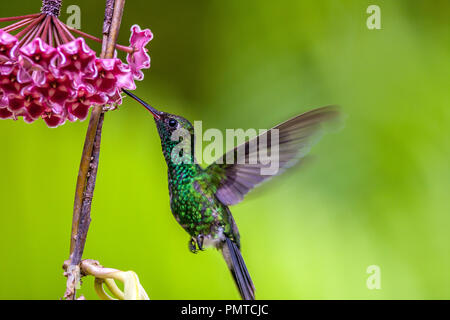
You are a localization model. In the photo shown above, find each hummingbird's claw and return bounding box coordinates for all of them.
[189,238,198,254]
[197,235,205,251]
[188,236,205,253]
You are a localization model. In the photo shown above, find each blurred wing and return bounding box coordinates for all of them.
[205,106,341,206]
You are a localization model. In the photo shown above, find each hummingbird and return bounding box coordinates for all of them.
[122,89,340,300]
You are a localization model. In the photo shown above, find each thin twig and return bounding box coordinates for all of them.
[71,113,104,265]
[53,16,71,43]
[52,17,61,46]
[103,0,114,36]
[104,0,125,58]
[66,25,133,53]
[54,17,76,41]
[64,0,126,300]
[0,13,40,23]
[19,19,43,47]
[1,18,35,33]
[14,14,44,38]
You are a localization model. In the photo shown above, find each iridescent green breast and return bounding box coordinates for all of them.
[155,117,237,242]
[168,167,233,240]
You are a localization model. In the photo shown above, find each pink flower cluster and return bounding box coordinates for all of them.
[0,25,152,127]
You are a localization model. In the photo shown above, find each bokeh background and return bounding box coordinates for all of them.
[0,0,449,299]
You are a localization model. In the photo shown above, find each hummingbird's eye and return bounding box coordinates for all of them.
[168,118,178,128]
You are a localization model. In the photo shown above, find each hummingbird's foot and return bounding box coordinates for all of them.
[196,235,205,251]
[188,235,205,253]
[189,238,198,254]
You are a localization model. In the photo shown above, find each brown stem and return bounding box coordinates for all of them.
[1,18,34,33]
[71,113,104,265]
[34,17,48,37]
[104,0,125,58]
[103,0,114,36]
[18,17,45,47]
[48,20,54,46]
[54,17,76,41]
[53,17,71,43]
[66,25,133,53]
[14,14,44,39]
[51,17,61,46]
[64,0,126,300]
[0,14,40,22]
[41,16,51,44]
[19,20,42,47]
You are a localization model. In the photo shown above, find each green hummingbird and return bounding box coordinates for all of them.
[123,89,340,300]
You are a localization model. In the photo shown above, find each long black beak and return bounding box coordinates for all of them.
[122,89,161,120]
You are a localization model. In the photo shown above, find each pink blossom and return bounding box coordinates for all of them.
[52,38,97,81]
[85,58,136,96]
[106,89,123,107]
[20,38,57,71]
[127,25,153,81]
[19,38,57,86]
[36,73,76,108]
[0,65,31,95]
[0,107,13,119]
[0,14,153,127]
[14,86,47,119]
[0,30,18,61]
[42,110,66,127]
[65,86,108,120]
[0,93,12,119]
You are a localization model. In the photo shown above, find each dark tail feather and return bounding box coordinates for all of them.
[221,237,255,300]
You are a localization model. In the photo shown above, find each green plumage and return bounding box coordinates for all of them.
[156,115,238,245]
[122,89,340,300]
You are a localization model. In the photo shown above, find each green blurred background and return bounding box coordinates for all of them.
[0,0,449,299]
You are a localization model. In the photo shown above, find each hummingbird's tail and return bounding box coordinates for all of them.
[221,237,255,300]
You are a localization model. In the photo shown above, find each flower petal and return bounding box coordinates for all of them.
[20,38,57,71]
[0,106,13,119]
[0,30,19,61]
[52,38,97,81]
[0,24,152,127]
[126,25,152,81]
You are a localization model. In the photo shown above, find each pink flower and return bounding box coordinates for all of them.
[36,73,76,108]
[0,30,18,61]
[106,89,123,107]
[85,58,136,96]
[42,110,66,127]
[0,93,12,119]
[0,107,13,119]
[0,65,31,95]
[19,38,57,86]
[65,86,108,120]
[0,12,153,127]
[7,95,26,112]
[127,25,153,81]
[18,86,47,119]
[20,38,57,71]
[26,100,47,120]
[52,38,97,81]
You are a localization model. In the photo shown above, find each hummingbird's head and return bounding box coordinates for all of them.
[122,90,195,161]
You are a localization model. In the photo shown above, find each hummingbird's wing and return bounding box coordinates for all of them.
[205,106,341,206]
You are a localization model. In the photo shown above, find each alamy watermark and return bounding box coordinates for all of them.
[366,265,381,290]
[66,5,81,30]
[169,121,281,176]
[366,5,381,30]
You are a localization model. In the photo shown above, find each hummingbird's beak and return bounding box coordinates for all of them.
[122,89,161,120]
